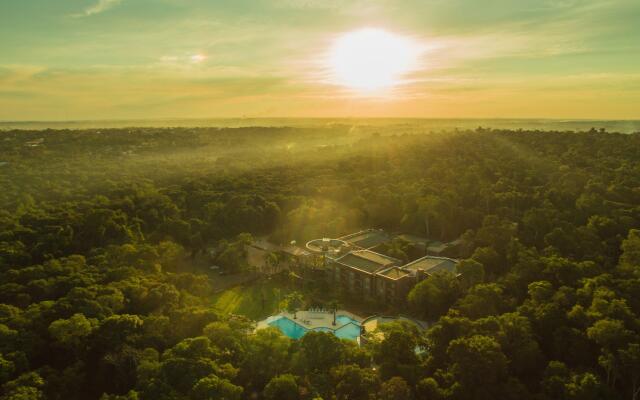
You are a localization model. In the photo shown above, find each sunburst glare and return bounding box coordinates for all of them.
[328,28,422,92]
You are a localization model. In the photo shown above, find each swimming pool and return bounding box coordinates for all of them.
[334,322,361,340]
[335,315,360,325]
[267,315,361,341]
[268,316,308,339]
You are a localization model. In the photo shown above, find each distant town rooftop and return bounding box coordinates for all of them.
[339,229,391,249]
[403,256,458,274]
[335,250,400,274]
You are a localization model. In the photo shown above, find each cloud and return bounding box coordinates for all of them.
[271,0,344,9]
[73,0,123,17]
[0,64,300,120]
[160,53,209,66]
[1,62,639,120]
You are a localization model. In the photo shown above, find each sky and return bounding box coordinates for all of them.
[0,0,639,120]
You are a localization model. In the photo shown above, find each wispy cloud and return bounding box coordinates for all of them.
[73,0,122,17]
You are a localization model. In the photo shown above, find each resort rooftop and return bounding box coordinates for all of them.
[306,238,349,254]
[335,250,400,274]
[404,255,458,274]
[281,244,311,257]
[378,267,411,279]
[339,229,391,249]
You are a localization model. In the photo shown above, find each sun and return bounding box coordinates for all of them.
[328,28,421,92]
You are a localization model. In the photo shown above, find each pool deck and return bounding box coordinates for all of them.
[256,309,363,331]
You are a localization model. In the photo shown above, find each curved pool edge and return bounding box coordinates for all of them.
[259,313,362,341]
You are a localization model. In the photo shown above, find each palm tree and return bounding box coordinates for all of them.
[288,270,304,290]
[265,251,279,274]
[282,292,304,319]
[328,299,340,326]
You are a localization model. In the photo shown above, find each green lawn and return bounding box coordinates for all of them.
[210,276,382,321]
[211,279,295,320]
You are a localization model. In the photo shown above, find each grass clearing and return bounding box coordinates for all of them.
[211,279,295,320]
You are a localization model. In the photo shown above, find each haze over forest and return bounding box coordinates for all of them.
[1,118,640,134]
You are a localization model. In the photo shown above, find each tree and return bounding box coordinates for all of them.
[379,377,412,400]
[48,313,96,353]
[619,343,640,400]
[0,372,46,400]
[492,313,544,380]
[160,338,219,394]
[416,377,446,400]
[263,374,299,400]
[620,229,640,272]
[456,259,485,289]
[471,246,504,277]
[0,354,15,385]
[417,195,442,238]
[456,283,506,319]
[215,234,253,273]
[380,238,410,263]
[328,299,340,326]
[541,360,571,400]
[587,319,630,351]
[281,292,304,319]
[447,335,508,395]
[527,281,554,304]
[565,372,606,400]
[372,325,420,384]
[99,391,140,400]
[474,215,517,254]
[298,331,344,374]
[264,252,280,274]
[408,272,461,320]
[93,314,143,351]
[424,314,474,369]
[203,322,244,363]
[237,329,290,392]
[587,319,631,387]
[192,375,243,400]
[331,364,379,400]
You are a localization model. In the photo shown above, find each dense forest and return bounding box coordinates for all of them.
[0,125,639,400]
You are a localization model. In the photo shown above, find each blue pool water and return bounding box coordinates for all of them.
[268,316,308,339]
[267,315,361,341]
[336,315,359,325]
[334,323,361,340]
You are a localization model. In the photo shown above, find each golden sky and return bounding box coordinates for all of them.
[0,0,639,120]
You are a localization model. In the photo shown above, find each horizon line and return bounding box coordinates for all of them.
[2,117,640,123]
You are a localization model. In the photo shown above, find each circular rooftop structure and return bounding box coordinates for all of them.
[306,237,348,254]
